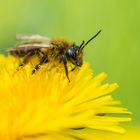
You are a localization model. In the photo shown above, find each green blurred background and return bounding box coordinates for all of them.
[0,0,139,126]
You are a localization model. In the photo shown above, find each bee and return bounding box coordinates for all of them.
[8,30,101,81]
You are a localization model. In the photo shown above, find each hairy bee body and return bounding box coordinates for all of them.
[8,38,75,64]
[8,31,101,81]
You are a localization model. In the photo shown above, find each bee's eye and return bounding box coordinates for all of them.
[66,46,83,66]
[66,47,76,59]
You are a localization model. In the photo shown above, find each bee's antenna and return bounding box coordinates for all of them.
[81,30,101,50]
[79,40,85,49]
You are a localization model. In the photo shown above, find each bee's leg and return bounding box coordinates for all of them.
[17,50,35,69]
[60,54,70,82]
[71,66,76,71]
[32,54,48,74]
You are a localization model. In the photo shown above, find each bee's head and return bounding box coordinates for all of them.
[66,30,101,67]
[66,45,83,66]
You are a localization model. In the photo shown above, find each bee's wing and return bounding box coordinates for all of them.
[7,43,54,51]
[16,33,50,42]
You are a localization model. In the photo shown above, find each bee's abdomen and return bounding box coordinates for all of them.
[9,49,29,57]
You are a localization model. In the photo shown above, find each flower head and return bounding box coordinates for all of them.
[0,55,131,140]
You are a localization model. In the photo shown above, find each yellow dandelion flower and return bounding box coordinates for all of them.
[94,127,140,140]
[0,55,131,140]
